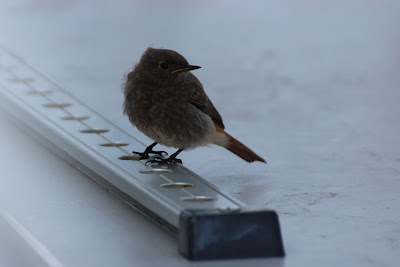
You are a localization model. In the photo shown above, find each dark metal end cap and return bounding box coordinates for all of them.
[178,208,285,261]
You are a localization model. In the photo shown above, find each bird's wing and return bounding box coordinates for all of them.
[186,81,225,130]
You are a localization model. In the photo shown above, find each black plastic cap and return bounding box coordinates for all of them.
[178,208,285,260]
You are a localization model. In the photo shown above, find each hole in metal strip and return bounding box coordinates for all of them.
[139,169,173,174]
[119,155,141,160]
[161,182,193,188]
[27,90,53,95]
[8,78,35,83]
[100,142,130,147]
[80,129,110,134]
[62,115,90,121]
[182,196,215,202]
[42,103,72,108]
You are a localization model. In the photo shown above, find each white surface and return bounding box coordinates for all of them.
[1,1,400,266]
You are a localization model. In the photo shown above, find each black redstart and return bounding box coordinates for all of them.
[123,47,266,164]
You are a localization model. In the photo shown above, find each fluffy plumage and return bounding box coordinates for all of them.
[124,47,266,163]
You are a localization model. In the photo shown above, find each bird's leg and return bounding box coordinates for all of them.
[145,149,183,165]
[132,142,168,160]
[166,149,183,164]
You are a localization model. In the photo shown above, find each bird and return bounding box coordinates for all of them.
[123,47,266,165]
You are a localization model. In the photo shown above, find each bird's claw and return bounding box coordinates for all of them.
[170,158,183,165]
[145,156,164,165]
[132,150,168,160]
[145,156,182,166]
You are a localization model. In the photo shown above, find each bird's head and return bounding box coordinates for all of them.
[135,47,201,81]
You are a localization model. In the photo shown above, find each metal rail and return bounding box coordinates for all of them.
[0,47,284,260]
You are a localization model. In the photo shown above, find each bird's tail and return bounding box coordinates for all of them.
[223,131,266,163]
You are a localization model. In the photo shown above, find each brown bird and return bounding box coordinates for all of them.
[123,47,266,164]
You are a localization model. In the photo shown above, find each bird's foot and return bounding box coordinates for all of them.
[145,156,183,166]
[132,150,168,160]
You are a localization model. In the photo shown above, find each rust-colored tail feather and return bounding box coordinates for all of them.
[224,131,266,163]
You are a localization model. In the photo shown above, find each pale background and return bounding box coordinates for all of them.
[1,1,400,266]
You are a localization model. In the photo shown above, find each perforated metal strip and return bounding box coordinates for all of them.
[0,47,244,229]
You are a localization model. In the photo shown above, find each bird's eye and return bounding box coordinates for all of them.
[159,62,169,70]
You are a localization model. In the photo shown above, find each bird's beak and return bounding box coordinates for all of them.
[170,65,201,74]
